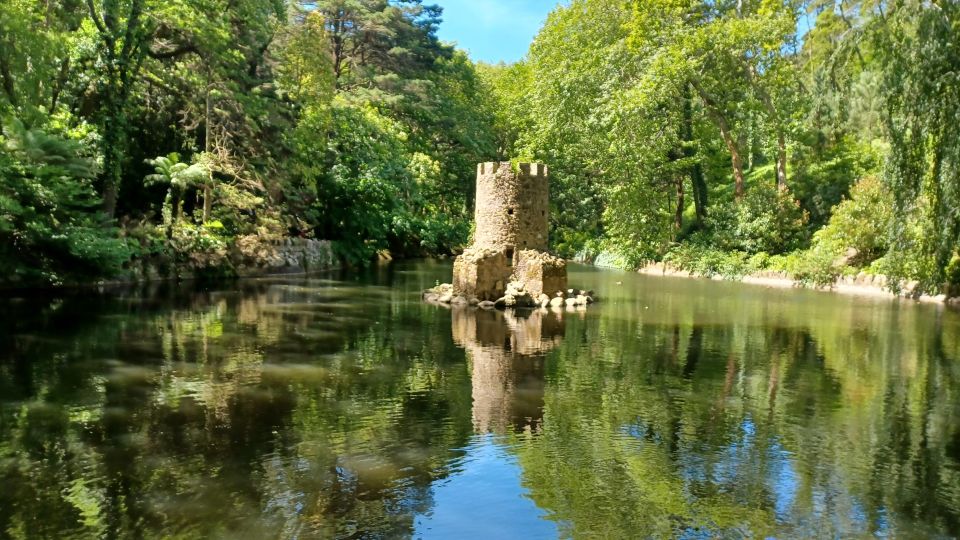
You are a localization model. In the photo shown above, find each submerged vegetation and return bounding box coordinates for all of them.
[0,0,958,296]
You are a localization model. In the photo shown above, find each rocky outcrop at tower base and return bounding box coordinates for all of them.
[451,248,568,302]
[512,250,567,299]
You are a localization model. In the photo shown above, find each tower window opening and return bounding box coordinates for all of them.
[506,247,514,266]
[507,208,514,216]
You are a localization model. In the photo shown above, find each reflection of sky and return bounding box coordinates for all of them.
[413,435,557,539]
[621,416,892,536]
[767,441,798,520]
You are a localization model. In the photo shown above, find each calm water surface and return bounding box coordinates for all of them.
[2,261,960,539]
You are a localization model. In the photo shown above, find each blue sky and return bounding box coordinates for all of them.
[432,0,563,64]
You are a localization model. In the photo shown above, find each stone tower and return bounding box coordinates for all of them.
[473,162,550,259]
[452,162,567,301]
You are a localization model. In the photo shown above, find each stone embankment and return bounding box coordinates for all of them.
[423,281,596,310]
[639,262,954,305]
[235,237,337,275]
[125,236,339,285]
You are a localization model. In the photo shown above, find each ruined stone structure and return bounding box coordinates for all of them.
[513,250,568,299]
[451,248,510,301]
[473,162,549,253]
[453,162,567,301]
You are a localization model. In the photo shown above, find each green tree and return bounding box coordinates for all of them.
[0,118,130,284]
[868,0,960,293]
[84,0,151,217]
[144,152,209,228]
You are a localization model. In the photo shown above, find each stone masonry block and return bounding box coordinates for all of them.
[513,250,568,298]
[453,248,512,301]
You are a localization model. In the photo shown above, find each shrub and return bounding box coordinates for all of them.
[0,119,132,285]
[810,175,892,266]
[663,243,755,279]
[789,137,880,230]
[787,249,843,287]
[707,183,809,255]
[767,176,895,289]
[167,222,231,276]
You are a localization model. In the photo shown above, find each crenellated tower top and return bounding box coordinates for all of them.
[472,162,550,259]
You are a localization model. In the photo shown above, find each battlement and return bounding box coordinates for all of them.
[473,161,549,254]
[476,162,549,177]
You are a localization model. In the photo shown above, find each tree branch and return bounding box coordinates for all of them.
[0,29,19,108]
[85,0,108,35]
[147,43,198,59]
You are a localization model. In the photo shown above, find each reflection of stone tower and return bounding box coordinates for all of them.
[473,162,549,253]
[453,162,567,301]
[452,308,564,434]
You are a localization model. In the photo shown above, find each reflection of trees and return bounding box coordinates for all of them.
[511,277,960,538]
[0,268,474,538]
[2,266,960,538]
[452,308,564,434]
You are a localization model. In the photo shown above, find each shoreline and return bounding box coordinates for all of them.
[0,265,345,296]
[6,254,954,307]
[637,262,954,305]
[0,237,342,294]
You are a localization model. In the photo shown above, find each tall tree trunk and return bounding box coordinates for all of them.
[88,0,146,217]
[682,83,708,224]
[331,14,344,80]
[728,140,746,199]
[691,161,708,221]
[675,177,685,232]
[202,73,213,222]
[692,79,746,200]
[100,96,124,217]
[0,28,19,108]
[776,131,788,190]
[744,63,789,190]
[173,188,182,222]
[49,58,70,112]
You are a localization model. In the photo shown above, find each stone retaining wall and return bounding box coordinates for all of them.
[513,250,567,298]
[235,236,337,275]
[453,248,511,301]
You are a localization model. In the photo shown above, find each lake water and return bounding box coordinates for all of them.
[1,260,959,539]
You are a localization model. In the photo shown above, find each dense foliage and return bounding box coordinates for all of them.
[1,0,958,295]
[0,0,494,284]
[478,0,960,295]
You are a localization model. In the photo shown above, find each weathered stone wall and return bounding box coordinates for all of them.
[513,250,568,298]
[473,162,549,256]
[452,248,512,301]
[236,237,336,274]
